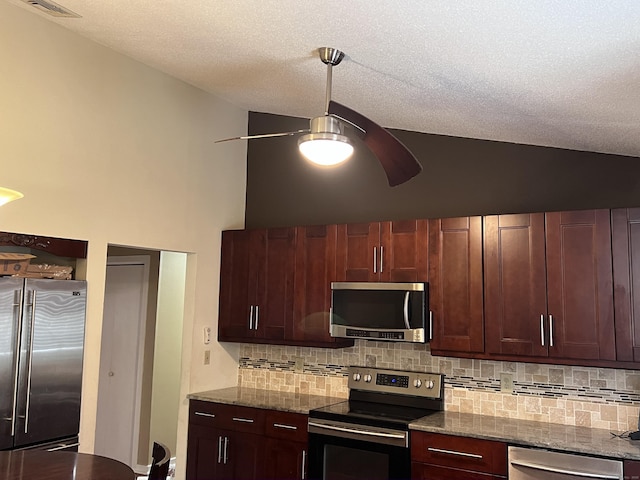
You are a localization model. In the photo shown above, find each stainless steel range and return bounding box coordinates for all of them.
[307,366,444,480]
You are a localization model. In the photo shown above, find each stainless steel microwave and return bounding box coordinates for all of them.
[330,282,428,343]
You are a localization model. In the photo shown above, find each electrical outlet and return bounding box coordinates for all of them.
[500,373,514,392]
[204,349,211,365]
[294,356,304,372]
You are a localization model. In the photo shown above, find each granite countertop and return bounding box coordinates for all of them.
[410,411,640,461]
[188,386,345,414]
[188,387,640,460]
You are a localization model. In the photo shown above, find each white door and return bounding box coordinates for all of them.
[95,257,149,469]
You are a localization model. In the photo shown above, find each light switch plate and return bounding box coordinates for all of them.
[204,349,211,365]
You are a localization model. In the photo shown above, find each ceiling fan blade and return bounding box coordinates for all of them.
[215,129,309,143]
[328,101,422,186]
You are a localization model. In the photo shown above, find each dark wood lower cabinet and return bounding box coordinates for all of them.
[411,432,507,480]
[264,438,307,480]
[186,424,224,480]
[186,425,264,480]
[186,401,308,480]
[625,459,640,479]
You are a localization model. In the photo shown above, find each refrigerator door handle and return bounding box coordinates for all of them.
[24,290,37,435]
[10,289,24,437]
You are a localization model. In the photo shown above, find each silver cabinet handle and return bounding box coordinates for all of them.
[218,436,223,463]
[194,412,215,418]
[301,450,307,480]
[403,291,411,329]
[232,417,254,423]
[380,245,384,273]
[273,423,297,430]
[427,447,483,459]
[24,290,37,435]
[549,314,554,347]
[373,247,377,273]
[223,436,229,464]
[429,310,433,341]
[510,459,620,480]
[10,289,23,437]
[249,305,254,330]
[540,314,545,347]
[255,305,259,330]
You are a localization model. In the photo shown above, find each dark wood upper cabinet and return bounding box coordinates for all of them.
[291,225,336,343]
[545,210,615,361]
[292,225,352,347]
[484,210,615,362]
[428,216,484,354]
[484,213,547,357]
[612,208,640,362]
[218,229,256,340]
[336,220,429,282]
[218,228,295,343]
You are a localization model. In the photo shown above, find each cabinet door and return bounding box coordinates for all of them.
[186,424,225,480]
[429,216,484,353]
[484,214,548,357]
[226,430,265,480]
[379,219,429,282]
[545,210,615,361]
[336,222,381,281]
[254,227,296,341]
[612,208,640,362]
[292,225,336,343]
[264,438,306,480]
[218,229,257,340]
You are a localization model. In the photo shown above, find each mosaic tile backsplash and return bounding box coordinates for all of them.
[238,341,640,432]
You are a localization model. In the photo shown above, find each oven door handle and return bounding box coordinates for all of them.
[308,421,406,440]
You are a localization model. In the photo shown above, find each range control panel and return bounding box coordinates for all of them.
[348,366,443,399]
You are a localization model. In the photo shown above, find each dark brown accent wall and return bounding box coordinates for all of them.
[245,112,640,228]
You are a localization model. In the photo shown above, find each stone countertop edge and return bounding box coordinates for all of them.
[410,411,640,461]
[187,386,346,414]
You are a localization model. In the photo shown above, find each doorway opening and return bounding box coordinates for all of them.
[95,246,186,474]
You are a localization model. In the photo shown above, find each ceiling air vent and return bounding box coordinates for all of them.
[21,0,81,18]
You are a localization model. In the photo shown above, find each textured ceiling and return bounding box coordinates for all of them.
[8,0,640,157]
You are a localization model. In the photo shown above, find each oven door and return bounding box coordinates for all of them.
[307,418,411,480]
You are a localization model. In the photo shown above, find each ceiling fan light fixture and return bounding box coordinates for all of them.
[298,115,354,166]
[0,187,24,206]
[298,133,353,166]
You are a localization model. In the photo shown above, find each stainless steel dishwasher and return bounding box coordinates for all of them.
[509,446,623,479]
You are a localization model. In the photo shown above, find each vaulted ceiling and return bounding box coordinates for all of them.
[8,0,640,157]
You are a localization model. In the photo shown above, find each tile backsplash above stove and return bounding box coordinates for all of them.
[238,341,640,432]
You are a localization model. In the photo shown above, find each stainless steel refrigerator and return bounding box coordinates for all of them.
[0,278,86,450]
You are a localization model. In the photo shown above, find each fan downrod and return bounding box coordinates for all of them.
[319,47,344,66]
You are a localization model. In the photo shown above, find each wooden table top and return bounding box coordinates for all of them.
[0,449,136,480]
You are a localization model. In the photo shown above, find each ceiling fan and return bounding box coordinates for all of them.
[215,47,423,187]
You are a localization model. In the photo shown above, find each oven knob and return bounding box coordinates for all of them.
[413,379,422,388]
[353,373,361,382]
[364,374,372,383]
[426,380,435,389]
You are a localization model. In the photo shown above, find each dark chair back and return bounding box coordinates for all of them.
[148,441,171,480]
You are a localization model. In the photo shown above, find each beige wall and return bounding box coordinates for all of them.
[0,2,247,478]
[150,252,187,461]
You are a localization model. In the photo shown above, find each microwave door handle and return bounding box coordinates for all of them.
[403,291,411,329]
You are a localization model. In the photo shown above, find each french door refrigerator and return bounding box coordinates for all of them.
[0,278,86,450]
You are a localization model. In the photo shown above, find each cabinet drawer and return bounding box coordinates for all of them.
[265,410,308,443]
[411,432,507,475]
[189,400,265,433]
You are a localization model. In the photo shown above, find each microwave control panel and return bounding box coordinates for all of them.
[348,366,443,399]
